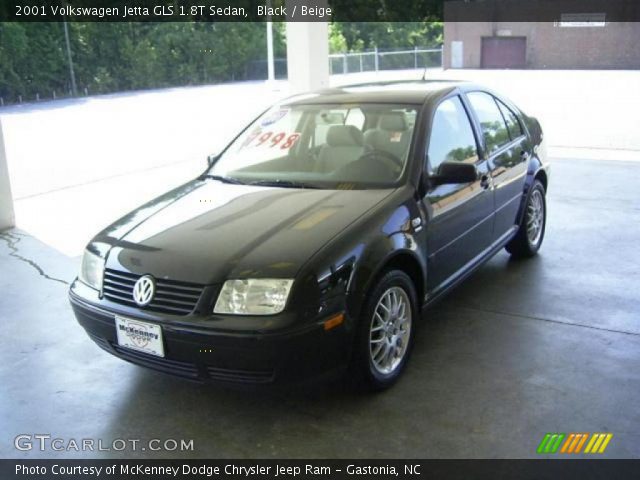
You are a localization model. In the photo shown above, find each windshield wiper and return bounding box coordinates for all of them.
[204,174,245,185]
[248,179,322,189]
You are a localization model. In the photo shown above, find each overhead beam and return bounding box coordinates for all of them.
[285,7,329,93]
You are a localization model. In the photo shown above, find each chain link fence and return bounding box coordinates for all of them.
[329,47,443,75]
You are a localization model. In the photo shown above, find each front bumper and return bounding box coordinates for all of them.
[69,291,352,385]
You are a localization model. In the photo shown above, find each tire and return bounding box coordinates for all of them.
[351,270,417,391]
[506,179,547,258]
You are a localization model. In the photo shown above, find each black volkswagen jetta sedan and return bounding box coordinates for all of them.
[70,81,549,390]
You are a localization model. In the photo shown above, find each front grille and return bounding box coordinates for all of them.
[206,366,275,384]
[87,333,199,379]
[112,345,200,379]
[102,269,204,315]
[88,333,275,383]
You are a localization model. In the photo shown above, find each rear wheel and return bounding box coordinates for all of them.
[506,179,547,257]
[351,270,417,391]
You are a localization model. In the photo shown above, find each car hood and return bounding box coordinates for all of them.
[98,179,393,284]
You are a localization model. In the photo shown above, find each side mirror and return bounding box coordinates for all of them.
[206,153,219,167]
[429,161,477,186]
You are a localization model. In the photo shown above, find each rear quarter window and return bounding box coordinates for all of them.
[497,100,524,139]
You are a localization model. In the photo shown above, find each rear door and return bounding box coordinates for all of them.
[422,95,494,292]
[466,91,530,241]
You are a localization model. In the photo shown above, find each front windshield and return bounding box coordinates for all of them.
[207,103,419,189]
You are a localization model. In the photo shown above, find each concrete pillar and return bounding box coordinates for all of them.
[285,20,329,94]
[0,119,15,230]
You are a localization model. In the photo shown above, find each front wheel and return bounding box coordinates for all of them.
[351,270,417,391]
[506,179,547,257]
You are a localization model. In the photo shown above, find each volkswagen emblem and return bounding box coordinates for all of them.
[132,275,155,307]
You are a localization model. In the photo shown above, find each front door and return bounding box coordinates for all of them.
[422,95,495,293]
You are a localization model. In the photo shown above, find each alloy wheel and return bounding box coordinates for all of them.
[526,189,545,246]
[369,286,412,375]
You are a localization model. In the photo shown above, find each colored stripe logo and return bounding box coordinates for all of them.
[537,433,613,454]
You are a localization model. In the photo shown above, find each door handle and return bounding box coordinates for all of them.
[480,174,490,189]
[520,150,530,160]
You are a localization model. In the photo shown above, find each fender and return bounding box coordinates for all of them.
[345,205,428,320]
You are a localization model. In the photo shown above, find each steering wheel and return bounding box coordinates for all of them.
[358,149,403,173]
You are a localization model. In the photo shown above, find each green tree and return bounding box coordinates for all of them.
[0,20,441,104]
[330,22,443,52]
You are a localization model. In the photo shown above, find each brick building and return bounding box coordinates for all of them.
[443,1,640,69]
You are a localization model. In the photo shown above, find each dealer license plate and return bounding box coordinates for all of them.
[115,316,165,357]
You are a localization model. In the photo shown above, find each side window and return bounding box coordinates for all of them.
[496,100,524,139]
[427,96,478,172]
[467,92,511,154]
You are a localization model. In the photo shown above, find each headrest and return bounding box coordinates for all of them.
[379,112,408,132]
[326,125,364,147]
[364,128,407,149]
[363,129,387,151]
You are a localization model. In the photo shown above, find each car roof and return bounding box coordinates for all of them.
[282,80,475,106]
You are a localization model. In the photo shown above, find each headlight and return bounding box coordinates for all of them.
[214,279,293,315]
[79,249,105,291]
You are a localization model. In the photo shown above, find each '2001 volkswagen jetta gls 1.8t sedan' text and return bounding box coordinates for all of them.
[70,81,549,390]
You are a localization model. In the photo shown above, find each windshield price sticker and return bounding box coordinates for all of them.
[242,130,300,150]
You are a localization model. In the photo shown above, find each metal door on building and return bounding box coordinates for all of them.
[481,37,526,68]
